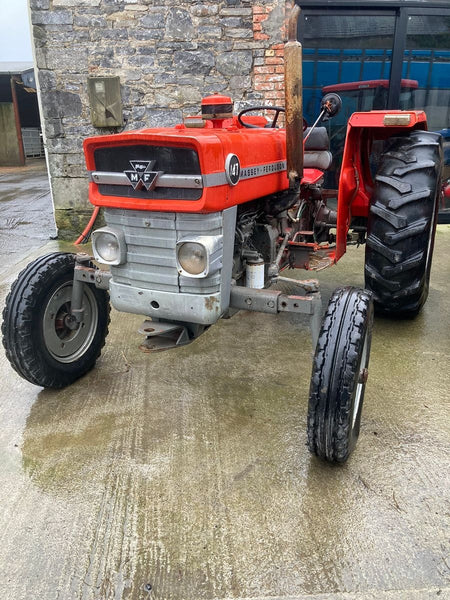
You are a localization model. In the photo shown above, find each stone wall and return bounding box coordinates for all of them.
[30,0,292,238]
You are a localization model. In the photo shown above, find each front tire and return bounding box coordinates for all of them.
[2,253,110,389]
[307,287,373,463]
[365,130,443,317]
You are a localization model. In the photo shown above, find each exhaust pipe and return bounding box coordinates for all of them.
[284,4,303,188]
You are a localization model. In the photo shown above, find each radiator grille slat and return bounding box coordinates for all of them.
[113,265,179,292]
[105,208,223,294]
[127,232,176,249]
[127,246,178,267]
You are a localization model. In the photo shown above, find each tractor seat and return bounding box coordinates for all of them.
[304,127,329,150]
[303,126,332,171]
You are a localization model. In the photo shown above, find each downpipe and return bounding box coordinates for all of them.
[284,4,303,191]
[268,3,303,278]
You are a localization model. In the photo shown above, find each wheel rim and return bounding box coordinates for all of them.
[351,329,369,429]
[43,282,98,364]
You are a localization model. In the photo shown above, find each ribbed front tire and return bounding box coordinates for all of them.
[307,287,373,463]
[365,130,443,317]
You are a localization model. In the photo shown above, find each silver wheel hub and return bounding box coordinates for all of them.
[43,282,98,363]
[352,331,369,429]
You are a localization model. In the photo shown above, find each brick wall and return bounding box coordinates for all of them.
[30,0,293,238]
[253,4,291,107]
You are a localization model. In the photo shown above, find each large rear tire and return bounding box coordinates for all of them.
[2,253,110,389]
[307,287,373,463]
[364,130,443,317]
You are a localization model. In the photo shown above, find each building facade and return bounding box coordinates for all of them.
[30,0,449,237]
[30,0,291,237]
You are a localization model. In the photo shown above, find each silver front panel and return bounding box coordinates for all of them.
[105,206,237,324]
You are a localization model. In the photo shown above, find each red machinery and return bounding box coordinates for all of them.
[2,5,443,463]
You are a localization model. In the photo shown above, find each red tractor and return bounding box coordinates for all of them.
[2,6,442,463]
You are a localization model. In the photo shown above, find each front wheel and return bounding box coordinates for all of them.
[2,253,110,389]
[307,287,373,463]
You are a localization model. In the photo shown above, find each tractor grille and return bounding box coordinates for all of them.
[105,208,223,294]
[94,145,202,201]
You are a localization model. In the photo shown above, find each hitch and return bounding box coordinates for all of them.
[230,280,322,348]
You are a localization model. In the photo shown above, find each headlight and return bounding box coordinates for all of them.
[176,235,222,278]
[177,242,207,275]
[95,233,118,262]
[92,227,126,265]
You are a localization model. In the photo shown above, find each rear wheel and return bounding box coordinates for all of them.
[307,287,373,463]
[2,253,110,389]
[365,130,442,317]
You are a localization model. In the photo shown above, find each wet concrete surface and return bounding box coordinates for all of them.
[0,207,449,597]
[0,160,56,274]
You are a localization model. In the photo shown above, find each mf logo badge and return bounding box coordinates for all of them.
[124,160,162,191]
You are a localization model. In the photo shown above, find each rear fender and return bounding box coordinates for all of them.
[335,110,428,261]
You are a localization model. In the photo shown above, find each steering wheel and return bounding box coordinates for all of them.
[238,105,284,129]
[238,105,308,131]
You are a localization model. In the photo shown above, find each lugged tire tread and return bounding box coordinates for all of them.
[364,264,401,291]
[388,189,430,210]
[366,234,403,263]
[393,159,436,176]
[375,174,412,194]
[382,250,424,277]
[382,151,416,164]
[402,141,440,149]
[370,202,407,229]
[364,129,442,317]
[383,218,428,243]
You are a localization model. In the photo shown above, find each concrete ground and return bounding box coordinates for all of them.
[0,159,56,275]
[0,164,449,600]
